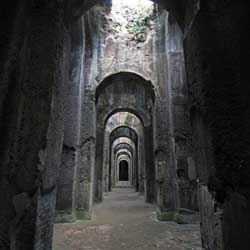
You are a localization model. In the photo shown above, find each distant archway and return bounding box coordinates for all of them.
[119,160,129,181]
[95,72,155,203]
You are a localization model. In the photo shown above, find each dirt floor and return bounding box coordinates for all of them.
[53,188,203,250]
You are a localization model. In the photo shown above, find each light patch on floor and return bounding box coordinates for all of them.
[53,188,203,250]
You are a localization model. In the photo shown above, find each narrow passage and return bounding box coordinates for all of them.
[53,188,203,250]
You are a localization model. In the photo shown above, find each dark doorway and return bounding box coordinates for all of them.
[119,160,129,181]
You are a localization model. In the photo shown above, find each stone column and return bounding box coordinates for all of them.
[0,2,69,249]
[134,150,139,191]
[110,142,115,190]
[94,125,105,202]
[56,18,85,223]
[132,151,137,188]
[153,11,183,222]
[166,14,198,213]
[102,131,109,192]
[183,1,248,249]
[144,125,156,203]
[154,100,179,221]
[138,135,145,194]
[74,90,96,220]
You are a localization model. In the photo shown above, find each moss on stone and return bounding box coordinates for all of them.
[126,4,157,43]
[55,210,76,223]
[74,209,92,220]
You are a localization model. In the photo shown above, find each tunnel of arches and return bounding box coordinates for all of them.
[0,0,247,250]
[94,72,156,203]
[119,160,129,181]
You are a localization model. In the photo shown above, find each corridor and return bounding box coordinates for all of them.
[53,188,202,250]
[0,0,247,249]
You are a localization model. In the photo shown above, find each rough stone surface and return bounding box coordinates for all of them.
[53,188,203,250]
[0,0,248,249]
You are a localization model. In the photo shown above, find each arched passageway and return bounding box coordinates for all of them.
[0,0,247,249]
[119,160,129,181]
[116,152,132,184]
[54,2,201,249]
[94,72,156,203]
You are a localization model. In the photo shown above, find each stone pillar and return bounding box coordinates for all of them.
[153,11,178,219]
[129,159,133,186]
[74,90,96,220]
[166,14,198,212]
[94,125,105,202]
[0,3,28,248]
[154,100,179,221]
[183,1,248,249]
[110,142,115,190]
[56,18,85,223]
[144,125,155,203]
[135,151,140,192]
[138,135,145,194]
[103,132,110,192]
[0,2,68,249]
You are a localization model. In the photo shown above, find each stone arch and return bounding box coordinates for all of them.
[108,124,155,201]
[116,150,133,182]
[110,126,138,145]
[114,143,134,155]
[94,71,155,201]
[99,107,151,128]
[118,158,130,182]
[102,112,143,193]
[96,72,155,128]
[96,70,153,90]
[112,142,142,188]
[109,126,138,187]
[116,150,132,160]
[95,71,155,103]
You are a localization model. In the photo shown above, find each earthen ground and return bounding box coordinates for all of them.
[53,188,203,250]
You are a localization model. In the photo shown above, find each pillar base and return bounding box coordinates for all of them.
[156,207,200,224]
[75,209,92,220]
[94,197,103,204]
[55,210,76,223]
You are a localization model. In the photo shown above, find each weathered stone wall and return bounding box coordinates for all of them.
[74,1,196,220]
[182,0,250,249]
[0,1,102,248]
[56,17,85,223]
[71,2,158,210]
[153,8,197,220]
[1,1,248,250]
[0,1,70,249]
